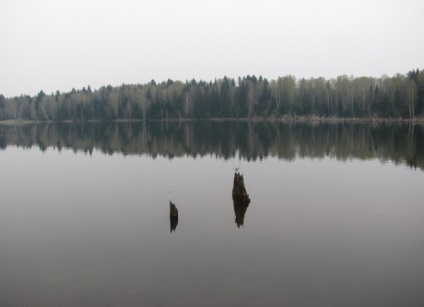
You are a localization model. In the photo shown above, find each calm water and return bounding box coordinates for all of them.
[0,122,423,307]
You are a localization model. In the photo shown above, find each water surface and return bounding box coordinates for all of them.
[0,122,423,307]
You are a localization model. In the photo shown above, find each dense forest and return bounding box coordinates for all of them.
[1,70,423,121]
[1,122,422,170]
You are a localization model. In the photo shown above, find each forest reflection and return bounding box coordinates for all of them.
[1,121,423,170]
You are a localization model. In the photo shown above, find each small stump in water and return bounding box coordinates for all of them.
[170,201,179,218]
[169,201,178,232]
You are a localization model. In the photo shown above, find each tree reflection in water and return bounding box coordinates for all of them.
[1,121,423,170]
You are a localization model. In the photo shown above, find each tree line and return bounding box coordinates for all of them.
[1,122,423,170]
[1,69,423,121]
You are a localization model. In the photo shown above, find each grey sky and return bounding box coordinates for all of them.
[1,0,423,97]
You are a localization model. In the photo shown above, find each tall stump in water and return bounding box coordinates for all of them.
[232,172,250,227]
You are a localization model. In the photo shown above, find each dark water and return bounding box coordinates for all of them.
[0,122,423,307]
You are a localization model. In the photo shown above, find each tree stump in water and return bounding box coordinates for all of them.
[169,201,178,232]
[232,172,250,205]
[232,172,250,227]
[170,201,178,218]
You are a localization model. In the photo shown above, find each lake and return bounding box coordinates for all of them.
[0,121,423,307]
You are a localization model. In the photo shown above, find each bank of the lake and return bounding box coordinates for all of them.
[2,115,424,126]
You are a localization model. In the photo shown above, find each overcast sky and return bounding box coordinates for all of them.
[1,0,423,97]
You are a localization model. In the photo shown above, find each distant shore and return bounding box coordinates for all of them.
[1,116,424,125]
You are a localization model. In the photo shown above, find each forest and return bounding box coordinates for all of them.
[0,69,423,121]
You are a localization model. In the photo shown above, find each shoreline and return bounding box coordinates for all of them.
[1,115,424,125]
